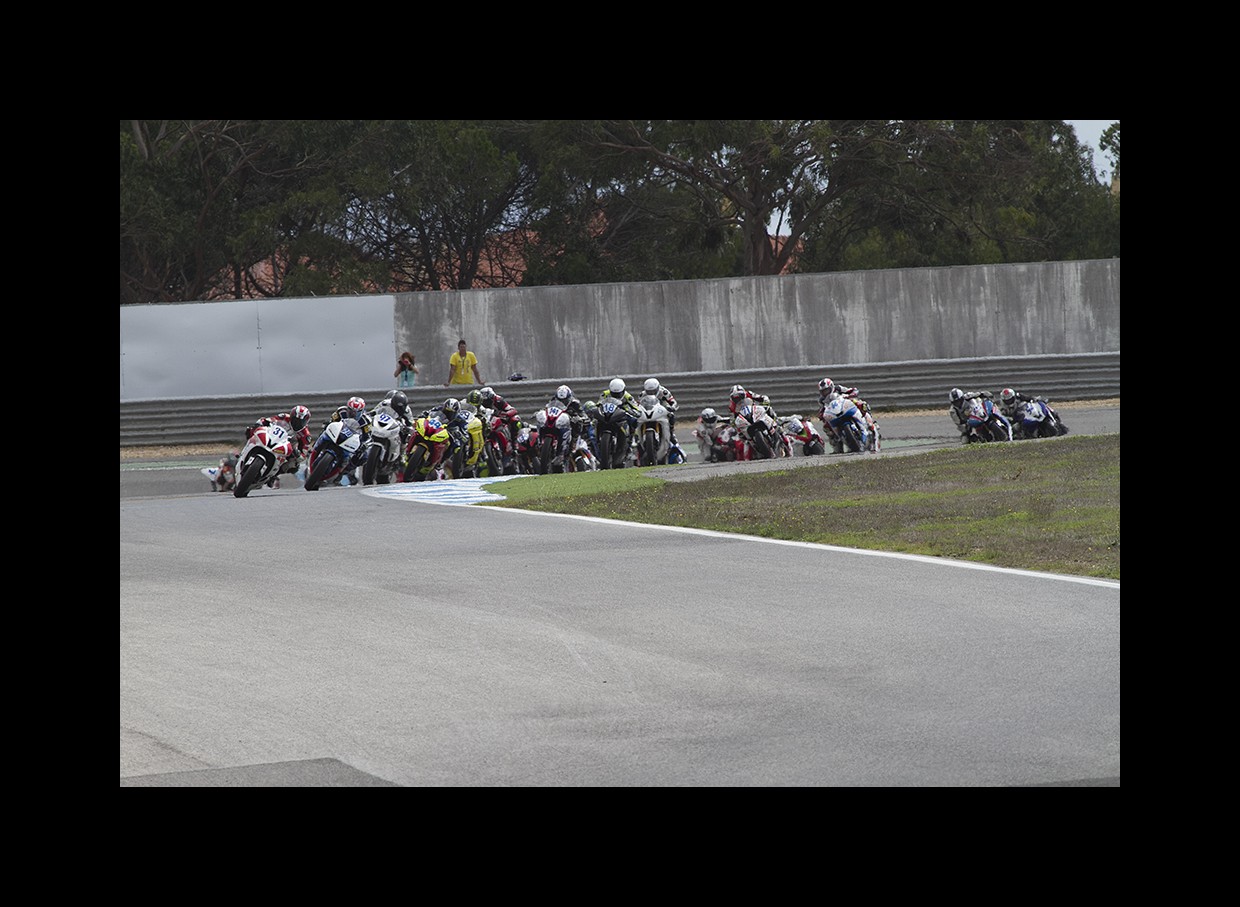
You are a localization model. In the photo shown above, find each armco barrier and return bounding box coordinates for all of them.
[119,352,1118,447]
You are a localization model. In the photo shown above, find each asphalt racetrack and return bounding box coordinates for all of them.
[121,405,1120,786]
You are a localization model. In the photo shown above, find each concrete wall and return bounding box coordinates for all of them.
[120,259,1119,401]
[398,259,1119,380]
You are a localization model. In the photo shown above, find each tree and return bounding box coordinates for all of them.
[1099,122,1120,182]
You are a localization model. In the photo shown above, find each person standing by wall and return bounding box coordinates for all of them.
[395,351,419,388]
[445,339,482,387]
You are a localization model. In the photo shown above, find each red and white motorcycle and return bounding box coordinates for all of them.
[233,424,296,497]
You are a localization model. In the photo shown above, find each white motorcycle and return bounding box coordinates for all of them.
[361,410,405,485]
[780,415,827,456]
[733,401,781,460]
[304,418,365,491]
[635,394,672,466]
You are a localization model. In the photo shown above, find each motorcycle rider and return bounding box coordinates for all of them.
[727,384,756,418]
[420,397,475,474]
[544,384,586,470]
[642,378,680,444]
[996,387,1063,427]
[373,390,415,448]
[211,450,240,492]
[817,377,879,452]
[693,407,731,462]
[948,387,994,442]
[245,405,313,487]
[322,396,370,484]
[599,378,643,450]
[467,386,522,459]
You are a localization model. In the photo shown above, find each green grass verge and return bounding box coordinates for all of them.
[486,435,1120,580]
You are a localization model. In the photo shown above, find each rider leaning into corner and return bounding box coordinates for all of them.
[245,405,312,487]
[948,387,993,442]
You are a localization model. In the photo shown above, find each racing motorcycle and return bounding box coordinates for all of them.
[570,434,600,472]
[594,399,634,469]
[234,423,297,497]
[401,414,452,482]
[361,410,405,485]
[476,407,514,477]
[448,409,486,479]
[514,425,541,475]
[203,451,239,492]
[963,396,1013,443]
[304,418,366,490]
[534,404,572,473]
[634,393,672,466]
[823,396,872,453]
[733,401,782,460]
[695,421,740,463]
[1013,399,1069,440]
[780,415,826,456]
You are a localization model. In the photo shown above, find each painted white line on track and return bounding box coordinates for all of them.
[359,474,532,506]
[361,476,1120,589]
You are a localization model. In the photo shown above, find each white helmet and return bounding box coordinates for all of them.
[555,384,572,403]
[643,378,660,395]
[701,408,717,424]
[609,378,625,395]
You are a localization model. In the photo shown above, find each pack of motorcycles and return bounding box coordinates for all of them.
[212,390,1068,495]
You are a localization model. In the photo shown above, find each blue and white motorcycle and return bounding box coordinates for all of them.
[823,395,873,452]
[1013,399,1068,440]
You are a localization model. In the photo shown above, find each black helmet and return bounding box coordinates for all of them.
[389,391,408,412]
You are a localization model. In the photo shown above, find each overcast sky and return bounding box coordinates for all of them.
[1066,119,1118,180]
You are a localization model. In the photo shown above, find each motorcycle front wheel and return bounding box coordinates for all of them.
[304,450,336,491]
[539,436,556,474]
[599,433,613,470]
[403,446,426,482]
[233,456,266,498]
[751,431,774,460]
[362,447,383,485]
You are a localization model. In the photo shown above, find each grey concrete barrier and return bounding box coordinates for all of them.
[119,352,1119,447]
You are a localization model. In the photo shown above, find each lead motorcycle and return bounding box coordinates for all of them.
[1013,399,1069,440]
[234,423,297,497]
[304,417,366,490]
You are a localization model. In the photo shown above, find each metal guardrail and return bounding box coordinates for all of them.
[119,352,1119,447]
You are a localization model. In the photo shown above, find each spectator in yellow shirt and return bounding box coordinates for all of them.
[446,339,482,387]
